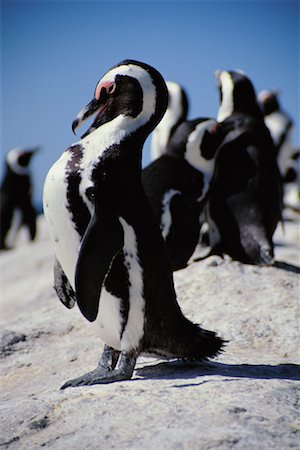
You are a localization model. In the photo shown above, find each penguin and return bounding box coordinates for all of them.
[257,89,294,177]
[207,70,283,265]
[282,149,300,211]
[150,81,188,160]
[43,60,224,388]
[142,116,221,271]
[258,90,299,210]
[0,147,39,250]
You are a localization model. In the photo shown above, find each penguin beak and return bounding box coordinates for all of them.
[72,98,102,135]
[214,70,222,86]
[72,84,114,137]
[29,146,40,155]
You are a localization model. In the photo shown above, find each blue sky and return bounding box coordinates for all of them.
[1,0,299,207]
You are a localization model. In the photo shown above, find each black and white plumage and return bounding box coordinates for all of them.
[0,147,38,250]
[150,81,188,160]
[43,60,224,388]
[143,117,221,271]
[258,90,294,177]
[207,70,283,265]
[258,90,299,210]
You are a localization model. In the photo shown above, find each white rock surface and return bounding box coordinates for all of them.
[0,212,299,449]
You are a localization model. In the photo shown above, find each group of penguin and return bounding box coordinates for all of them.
[145,71,298,269]
[2,60,299,388]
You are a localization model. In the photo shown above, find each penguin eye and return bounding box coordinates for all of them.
[108,83,116,94]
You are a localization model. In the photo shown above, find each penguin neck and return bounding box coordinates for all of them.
[78,114,145,170]
[151,95,185,160]
[182,120,216,173]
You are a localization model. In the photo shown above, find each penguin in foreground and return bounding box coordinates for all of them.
[43,60,224,388]
[0,147,39,250]
[207,70,283,265]
[143,116,221,271]
[150,81,189,160]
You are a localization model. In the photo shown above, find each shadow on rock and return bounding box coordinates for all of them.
[135,360,300,382]
[273,260,300,274]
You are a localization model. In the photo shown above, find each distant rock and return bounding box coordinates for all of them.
[0,330,26,356]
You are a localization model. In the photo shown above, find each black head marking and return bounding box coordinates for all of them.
[91,75,143,130]
[258,90,280,116]
[229,70,263,118]
[74,59,168,139]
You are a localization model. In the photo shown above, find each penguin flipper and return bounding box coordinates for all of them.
[166,194,200,271]
[75,210,124,322]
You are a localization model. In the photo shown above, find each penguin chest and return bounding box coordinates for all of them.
[95,218,146,352]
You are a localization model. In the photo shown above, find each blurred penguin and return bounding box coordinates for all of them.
[144,81,221,270]
[151,81,189,160]
[207,70,283,265]
[258,90,299,210]
[0,147,39,249]
[283,149,300,211]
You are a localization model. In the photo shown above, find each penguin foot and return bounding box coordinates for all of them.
[85,365,135,386]
[60,367,111,389]
[60,348,137,389]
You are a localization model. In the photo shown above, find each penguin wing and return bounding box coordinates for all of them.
[54,258,76,309]
[166,193,200,271]
[75,207,124,322]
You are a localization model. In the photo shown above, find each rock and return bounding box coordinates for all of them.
[0,330,26,356]
[0,212,299,449]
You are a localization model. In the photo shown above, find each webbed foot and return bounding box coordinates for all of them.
[60,367,110,389]
[61,346,137,389]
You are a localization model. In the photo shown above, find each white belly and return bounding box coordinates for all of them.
[94,287,123,350]
[44,158,145,352]
[43,152,81,289]
[94,218,146,352]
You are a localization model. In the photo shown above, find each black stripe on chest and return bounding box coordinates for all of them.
[105,251,130,339]
[65,145,91,238]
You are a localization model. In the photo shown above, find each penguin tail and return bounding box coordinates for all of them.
[184,322,226,360]
[169,318,227,361]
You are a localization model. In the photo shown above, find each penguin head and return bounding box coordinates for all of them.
[215,70,262,122]
[5,147,39,175]
[257,90,280,116]
[184,119,221,173]
[165,81,189,124]
[72,60,168,139]
[150,81,189,161]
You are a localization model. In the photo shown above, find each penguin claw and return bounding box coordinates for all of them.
[60,368,110,389]
[86,369,134,385]
[60,352,137,388]
[60,368,133,388]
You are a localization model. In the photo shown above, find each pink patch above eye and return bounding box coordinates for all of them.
[95,81,116,100]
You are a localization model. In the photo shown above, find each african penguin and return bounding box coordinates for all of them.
[0,147,39,250]
[258,90,299,210]
[207,70,283,265]
[150,81,188,160]
[143,116,221,271]
[258,90,294,176]
[43,60,224,388]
